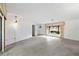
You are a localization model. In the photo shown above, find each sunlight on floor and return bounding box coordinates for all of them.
[38,35,60,42]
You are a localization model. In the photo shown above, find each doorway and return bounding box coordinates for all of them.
[32,25,35,36]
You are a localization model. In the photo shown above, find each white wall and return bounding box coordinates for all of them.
[64,20,79,41]
[36,24,45,35]
[6,13,34,45]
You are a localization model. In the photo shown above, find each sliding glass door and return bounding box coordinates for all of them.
[0,16,2,51]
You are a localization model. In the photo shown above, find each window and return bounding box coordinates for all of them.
[49,25,60,34]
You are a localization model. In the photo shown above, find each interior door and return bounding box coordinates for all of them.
[0,16,2,51]
[32,25,35,36]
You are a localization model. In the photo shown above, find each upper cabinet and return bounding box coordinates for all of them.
[0,3,7,18]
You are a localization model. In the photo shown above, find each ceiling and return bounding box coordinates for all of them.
[6,3,79,23]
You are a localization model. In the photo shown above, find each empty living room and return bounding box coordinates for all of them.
[0,2,79,57]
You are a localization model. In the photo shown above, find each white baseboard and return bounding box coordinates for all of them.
[64,37,79,41]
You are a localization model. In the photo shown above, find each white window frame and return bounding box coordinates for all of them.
[0,12,5,52]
